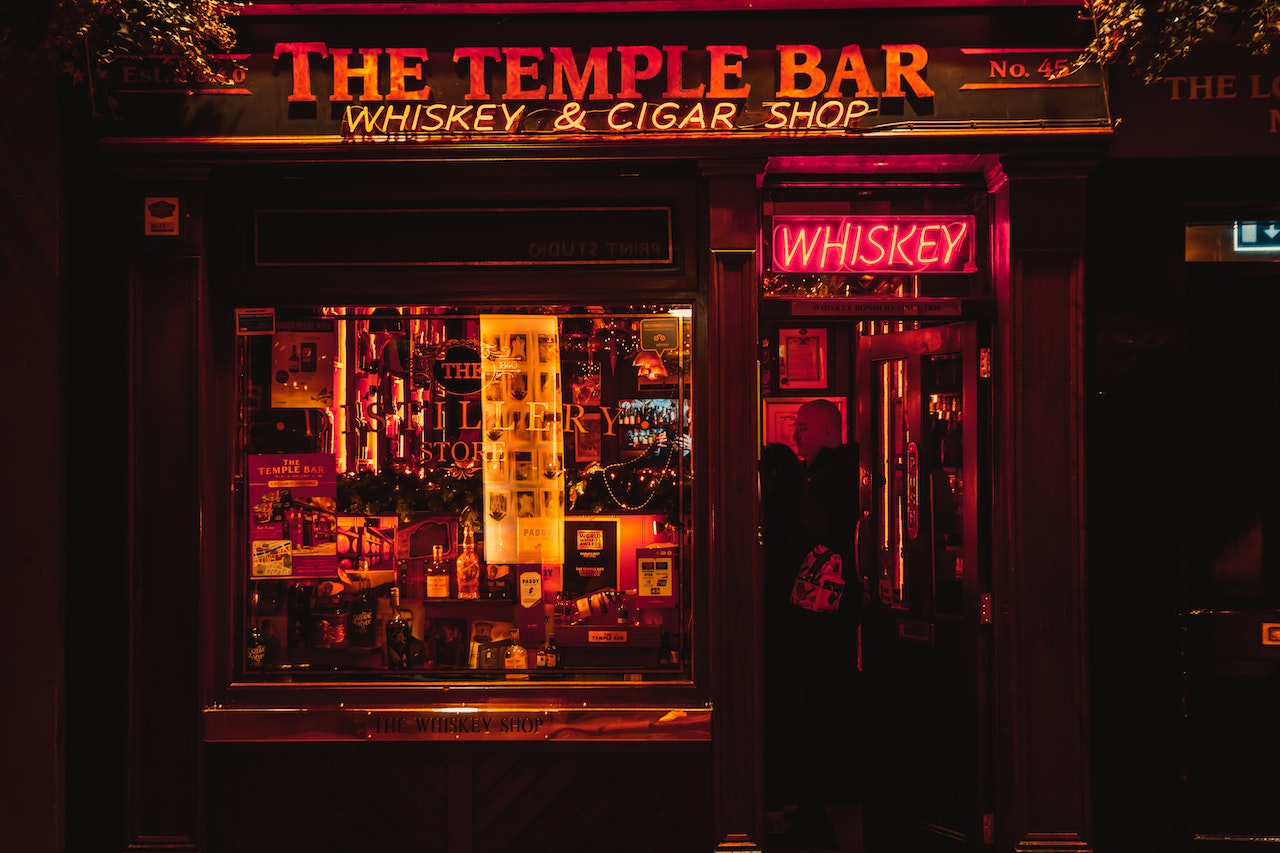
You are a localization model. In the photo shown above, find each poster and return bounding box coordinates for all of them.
[271,325,337,409]
[562,518,620,599]
[248,453,339,577]
[480,315,564,564]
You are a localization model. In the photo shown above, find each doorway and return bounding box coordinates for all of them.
[760,316,994,852]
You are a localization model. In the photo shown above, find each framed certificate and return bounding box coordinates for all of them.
[778,327,827,389]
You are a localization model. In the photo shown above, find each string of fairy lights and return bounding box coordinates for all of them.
[570,433,688,512]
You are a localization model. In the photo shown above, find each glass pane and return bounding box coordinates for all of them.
[239,304,693,684]
[925,352,964,615]
[874,357,908,608]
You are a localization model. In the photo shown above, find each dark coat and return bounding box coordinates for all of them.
[804,441,863,621]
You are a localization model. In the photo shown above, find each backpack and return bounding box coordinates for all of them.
[789,544,845,613]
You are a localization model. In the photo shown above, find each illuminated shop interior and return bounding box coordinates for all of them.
[239,304,694,684]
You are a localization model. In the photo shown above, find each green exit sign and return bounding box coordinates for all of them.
[1235,221,1280,253]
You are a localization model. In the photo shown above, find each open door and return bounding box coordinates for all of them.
[856,321,992,852]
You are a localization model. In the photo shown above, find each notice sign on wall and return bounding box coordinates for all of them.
[144,197,180,236]
[636,545,678,607]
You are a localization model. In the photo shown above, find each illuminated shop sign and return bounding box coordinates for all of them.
[770,215,977,274]
[105,21,1111,140]
[282,41,925,137]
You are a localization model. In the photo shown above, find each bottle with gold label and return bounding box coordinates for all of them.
[348,590,377,648]
[425,544,451,599]
[455,526,480,600]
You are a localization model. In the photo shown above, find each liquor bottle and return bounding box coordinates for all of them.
[348,590,378,648]
[545,632,560,669]
[386,586,412,669]
[311,594,349,649]
[246,623,266,671]
[504,628,529,678]
[455,526,480,600]
[425,544,451,599]
[288,344,301,373]
[287,582,313,649]
[568,588,639,624]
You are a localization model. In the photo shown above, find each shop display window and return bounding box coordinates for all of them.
[237,304,693,685]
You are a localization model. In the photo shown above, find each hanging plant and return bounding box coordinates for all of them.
[1065,0,1280,82]
[1,0,245,116]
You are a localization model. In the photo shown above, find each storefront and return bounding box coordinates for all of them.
[60,3,1111,851]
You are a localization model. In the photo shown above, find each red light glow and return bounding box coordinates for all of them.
[771,215,976,274]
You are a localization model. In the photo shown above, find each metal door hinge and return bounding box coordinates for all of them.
[983,812,994,845]
[979,347,992,379]
[979,593,992,625]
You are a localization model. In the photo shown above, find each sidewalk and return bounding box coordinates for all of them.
[765,801,863,852]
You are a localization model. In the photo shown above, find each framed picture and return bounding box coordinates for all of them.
[763,396,847,456]
[536,333,558,363]
[573,413,602,462]
[515,489,538,518]
[513,450,535,481]
[778,327,827,389]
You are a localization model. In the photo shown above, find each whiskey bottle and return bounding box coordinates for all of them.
[545,633,560,669]
[348,590,378,648]
[386,587,412,669]
[246,596,267,673]
[287,583,313,649]
[425,544,451,599]
[455,526,480,600]
[288,344,301,373]
[568,588,639,624]
[504,628,529,679]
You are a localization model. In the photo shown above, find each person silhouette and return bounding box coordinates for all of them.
[759,442,824,835]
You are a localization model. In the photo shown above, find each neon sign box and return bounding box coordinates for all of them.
[771,215,976,274]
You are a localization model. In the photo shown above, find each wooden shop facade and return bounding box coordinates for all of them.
[56,2,1138,851]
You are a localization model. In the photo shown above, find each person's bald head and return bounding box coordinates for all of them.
[792,399,843,463]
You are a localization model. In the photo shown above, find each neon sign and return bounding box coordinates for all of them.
[771,215,977,274]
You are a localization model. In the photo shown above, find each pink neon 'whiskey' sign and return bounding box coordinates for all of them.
[771,215,977,274]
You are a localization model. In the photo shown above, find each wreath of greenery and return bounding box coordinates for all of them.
[337,465,482,522]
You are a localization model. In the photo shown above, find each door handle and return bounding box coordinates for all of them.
[854,512,868,584]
